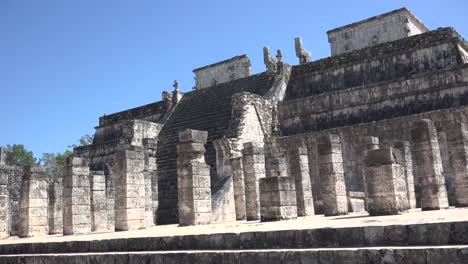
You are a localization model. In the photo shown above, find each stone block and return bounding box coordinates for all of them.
[178,129,208,144]
[259,177,297,221]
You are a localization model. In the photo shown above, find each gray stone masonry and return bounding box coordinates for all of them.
[114,148,146,231]
[385,140,417,209]
[438,131,455,206]
[0,147,6,165]
[0,171,8,238]
[446,122,468,207]
[20,167,49,238]
[229,157,246,220]
[259,139,298,221]
[287,147,314,217]
[259,176,297,221]
[48,176,63,235]
[360,136,380,211]
[90,171,107,232]
[63,157,91,235]
[317,134,348,216]
[365,147,409,215]
[411,119,449,210]
[241,142,265,221]
[177,129,211,226]
[143,138,158,226]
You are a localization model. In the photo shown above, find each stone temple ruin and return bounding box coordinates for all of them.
[1,7,468,263]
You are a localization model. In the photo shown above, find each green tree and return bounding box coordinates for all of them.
[4,144,37,167]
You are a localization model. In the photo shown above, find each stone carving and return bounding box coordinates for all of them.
[263,47,277,73]
[294,37,312,64]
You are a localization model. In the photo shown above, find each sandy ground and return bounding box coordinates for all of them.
[1,207,468,245]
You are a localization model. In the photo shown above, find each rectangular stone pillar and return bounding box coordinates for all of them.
[63,157,91,235]
[114,148,145,231]
[230,157,246,220]
[0,172,9,238]
[365,148,409,215]
[392,140,417,209]
[361,136,379,207]
[446,122,468,207]
[20,167,49,237]
[177,129,211,226]
[287,147,314,217]
[143,138,158,226]
[438,131,455,206]
[317,134,348,216]
[259,176,297,221]
[242,142,265,221]
[411,119,449,210]
[48,176,63,234]
[90,171,107,232]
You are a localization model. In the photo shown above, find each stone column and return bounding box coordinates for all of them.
[63,157,91,235]
[0,172,9,238]
[317,134,348,216]
[446,123,468,207]
[48,176,63,234]
[259,139,297,221]
[229,157,246,220]
[361,136,379,203]
[365,147,409,215]
[438,131,455,206]
[391,140,417,209]
[90,171,107,232]
[20,167,49,237]
[177,129,211,226]
[242,142,265,221]
[143,138,158,226]
[411,119,449,210]
[114,148,146,231]
[287,147,314,217]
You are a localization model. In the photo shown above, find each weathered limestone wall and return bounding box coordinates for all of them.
[285,28,466,101]
[365,148,409,215]
[98,101,168,127]
[177,129,212,226]
[20,167,49,238]
[241,142,265,221]
[143,138,158,226]
[63,158,91,235]
[0,170,9,238]
[193,55,251,90]
[281,65,468,134]
[90,171,107,232]
[411,119,449,210]
[47,176,63,235]
[279,105,468,211]
[92,120,162,147]
[327,8,428,55]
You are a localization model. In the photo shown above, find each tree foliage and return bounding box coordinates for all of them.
[3,144,37,167]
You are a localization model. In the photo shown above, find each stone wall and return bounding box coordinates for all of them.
[47,176,63,234]
[193,55,251,90]
[279,105,468,211]
[327,8,428,55]
[286,28,466,101]
[281,65,468,133]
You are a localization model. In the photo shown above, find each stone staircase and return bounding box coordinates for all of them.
[0,219,467,263]
[156,72,275,224]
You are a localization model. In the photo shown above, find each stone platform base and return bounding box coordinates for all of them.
[1,208,468,262]
[1,246,468,263]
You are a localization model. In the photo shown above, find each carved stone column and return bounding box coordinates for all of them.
[411,119,449,210]
[446,123,468,207]
[63,157,91,235]
[229,157,246,220]
[242,142,265,221]
[177,129,211,226]
[90,171,107,232]
[365,148,409,215]
[317,134,348,216]
[20,167,49,237]
[287,147,314,216]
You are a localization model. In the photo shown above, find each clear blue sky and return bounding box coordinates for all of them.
[1,0,467,158]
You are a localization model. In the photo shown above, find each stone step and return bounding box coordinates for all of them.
[0,220,467,255]
[1,246,468,263]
